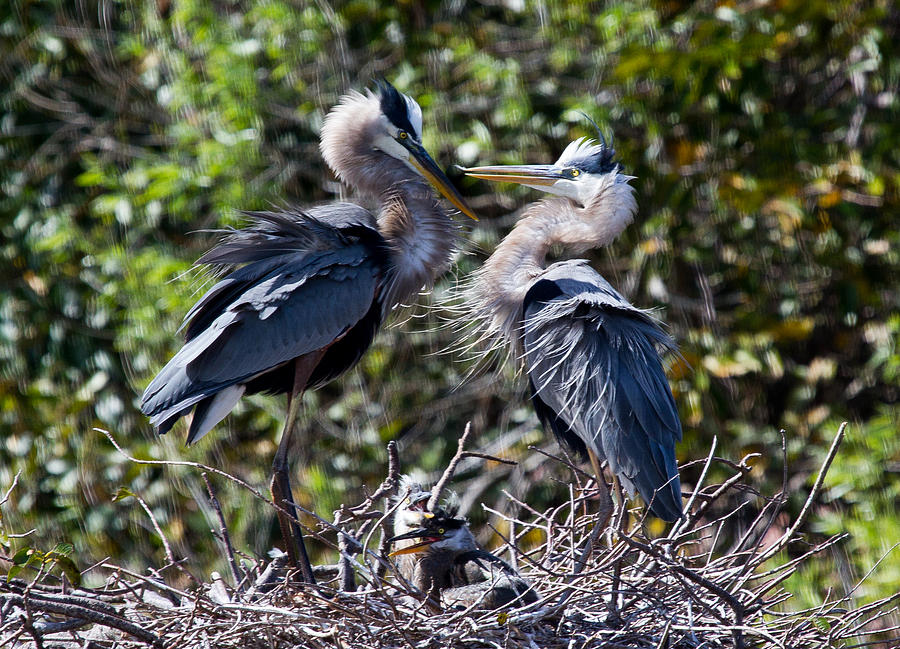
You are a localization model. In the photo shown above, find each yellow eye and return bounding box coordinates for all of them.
[438,528,445,534]
[570,168,580,177]
[405,497,411,504]
[398,131,408,139]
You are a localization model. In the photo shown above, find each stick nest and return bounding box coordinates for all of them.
[3,422,898,648]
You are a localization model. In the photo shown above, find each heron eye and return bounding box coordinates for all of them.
[398,130,408,140]
[438,528,445,534]
[570,168,580,177]
[405,497,411,504]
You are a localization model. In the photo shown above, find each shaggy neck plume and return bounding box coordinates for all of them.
[320,92,457,308]
[471,178,636,347]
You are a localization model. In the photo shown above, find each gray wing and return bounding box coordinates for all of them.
[523,260,683,521]
[447,550,537,608]
[140,207,384,437]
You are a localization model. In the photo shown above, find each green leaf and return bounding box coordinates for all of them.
[50,542,74,556]
[113,487,136,502]
[11,547,33,566]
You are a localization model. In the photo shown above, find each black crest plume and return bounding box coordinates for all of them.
[375,78,418,137]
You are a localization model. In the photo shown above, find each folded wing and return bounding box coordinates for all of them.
[522,260,683,521]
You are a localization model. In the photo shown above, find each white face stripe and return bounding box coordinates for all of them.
[372,115,411,158]
[528,172,618,205]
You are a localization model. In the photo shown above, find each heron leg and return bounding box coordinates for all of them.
[608,475,627,625]
[569,449,613,580]
[588,449,613,532]
[271,351,325,584]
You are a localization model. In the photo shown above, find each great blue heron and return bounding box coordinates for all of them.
[460,134,683,528]
[389,480,536,609]
[140,81,477,583]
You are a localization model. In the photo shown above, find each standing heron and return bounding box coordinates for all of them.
[140,81,477,583]
[460,135,682,528]
[389,480,536,609]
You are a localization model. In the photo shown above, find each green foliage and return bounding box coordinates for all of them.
[7,541,79,586]
[1,0,898,614]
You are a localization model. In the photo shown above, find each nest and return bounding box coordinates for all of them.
[2,422,898,648]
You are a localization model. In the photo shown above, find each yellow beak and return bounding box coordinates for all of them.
[405,141,479,221]
[388,539,436,557]
[460,164,563,187]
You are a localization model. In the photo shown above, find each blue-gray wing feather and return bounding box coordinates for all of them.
[140,206,384,434]
[523,260,683,521]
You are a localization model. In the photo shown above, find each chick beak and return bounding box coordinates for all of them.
[387,526,441,556]
[388,539,438,556]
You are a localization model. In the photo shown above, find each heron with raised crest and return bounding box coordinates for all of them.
[460,131,683,529]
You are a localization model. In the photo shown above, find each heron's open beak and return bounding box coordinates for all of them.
[387,527,442,556]
[404,141,479,221]
[388,539,437,556]
[461,164,564,187]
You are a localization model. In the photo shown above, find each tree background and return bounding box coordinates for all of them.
[2,0,897,611]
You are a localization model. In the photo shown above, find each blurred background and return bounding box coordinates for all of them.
[1,0,897,609]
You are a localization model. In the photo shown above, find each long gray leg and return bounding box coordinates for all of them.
[271,351,325,584]
[556,449,614,608]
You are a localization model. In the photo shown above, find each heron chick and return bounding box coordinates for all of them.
[389,483,536,610]
[461,134,683,527]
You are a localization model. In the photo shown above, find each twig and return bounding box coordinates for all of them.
[620,535,746,647]
[97,428,271,503]
[128,489,201,586]
[1,471,22,507]
[99,427,332,552]
[427,422,472,511]
[750,422,847,569]
[669,436,717,539]
[1,590,163,648]
[376,440,401,580]
[527,445,593,481]
[334,508,358,591]
[677,454,759,474]
[202,472,243,592]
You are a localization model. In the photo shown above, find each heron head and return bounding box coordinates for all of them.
[462,137,630,207]
[370,80,478,220]
[392,475,463,537]
[320,80,477,219]
[388,513,472,556]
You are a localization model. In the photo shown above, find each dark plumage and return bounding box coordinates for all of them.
[523,263,682,521]
[463,135,684,525]
[566,145,618,175]
[141,206,388,442]
[139,81,475,582]
[376,79,422,138]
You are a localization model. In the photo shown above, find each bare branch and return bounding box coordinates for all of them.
[427,422,472,511]
[202,472,244,592]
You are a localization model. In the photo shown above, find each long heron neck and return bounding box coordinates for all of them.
[474,189,635,343]
[327,149,456,308]
[377,182,456,307]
